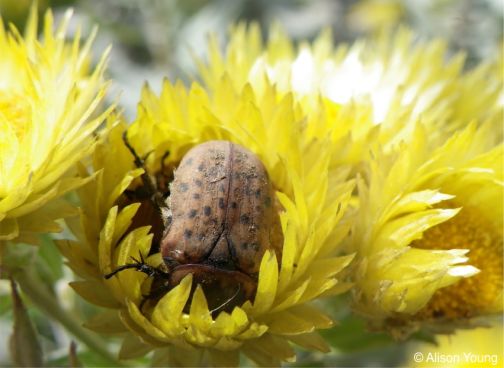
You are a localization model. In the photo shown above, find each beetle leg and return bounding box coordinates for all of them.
[104,255,168,280]
[122,131,168,214]
[104,263,144,279]
[142,150,154,162]
[160,150,170,172]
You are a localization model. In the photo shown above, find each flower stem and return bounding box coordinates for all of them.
[12,268,120,366]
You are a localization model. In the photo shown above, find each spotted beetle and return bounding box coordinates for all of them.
[106,134,283,314]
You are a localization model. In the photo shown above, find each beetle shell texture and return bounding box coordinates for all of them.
[161,140,283,307]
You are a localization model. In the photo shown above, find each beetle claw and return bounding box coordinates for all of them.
[142,150,154,162]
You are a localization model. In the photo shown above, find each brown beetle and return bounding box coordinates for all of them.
[107,137,283,314]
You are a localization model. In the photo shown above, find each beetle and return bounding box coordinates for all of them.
[106,134,283,314]
[116,147,173,251]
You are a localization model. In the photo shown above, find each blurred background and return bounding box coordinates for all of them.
[1,0,502,119]
[0,0,502,366]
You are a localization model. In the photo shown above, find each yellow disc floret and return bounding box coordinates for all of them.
[413,203,503,320]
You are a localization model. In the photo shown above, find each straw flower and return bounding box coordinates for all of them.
[198,25,502,166]
[59,73,354,365]
[196,23,502,339]
[0,6,110,247]
[351,121,502,338]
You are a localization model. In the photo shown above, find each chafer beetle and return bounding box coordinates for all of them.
[106,134,283,314]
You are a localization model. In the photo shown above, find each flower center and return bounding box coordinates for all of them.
[0,91,30,139]
[411,202,503,320]
[0,91,31,197]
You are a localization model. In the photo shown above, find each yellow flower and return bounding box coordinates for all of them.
[347,0,405,34]
[199,25,502,166]
[351,121,503,338]
[59,76,354,365]
[197,22,503,339]
[0,6,110,246]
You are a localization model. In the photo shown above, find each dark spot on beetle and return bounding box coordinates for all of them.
[204,206,212,216]
[433,309,445,318]
[250,243,260,251]
[188,209,197,218]
[293,263,298,268]
[264,197,272,207]
[240,214,250,225]
[184,229,193,239]
[219,183,225,193]
[231,202,238,209]
[241,242,249,250]
[255,205,262,212]
[198,233,205,241]
[198,163,205,172]
[179,183,189,192]
[194,179,203,187]
[234,172,241,180]
[254,189,261,198]
[193,193,201,200]
[185,158,193,166]
[218,197,226,209]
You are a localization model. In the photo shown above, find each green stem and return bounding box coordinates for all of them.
[12,269,120,366]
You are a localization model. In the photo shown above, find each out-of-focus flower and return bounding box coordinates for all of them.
[59,75,354,365]
[351,122,503,338]
[0,6,110,247]
[409,323,503,367]
[198,25,502,167]
[0,0,46,30]
[198,24,503,339]
[347,0,405,34]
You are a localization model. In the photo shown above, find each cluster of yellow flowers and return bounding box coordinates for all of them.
[1,6,502,367]
[0,8,110,247]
